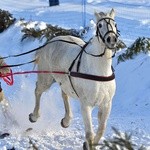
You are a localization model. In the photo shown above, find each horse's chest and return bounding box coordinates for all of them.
[76,80,116,106]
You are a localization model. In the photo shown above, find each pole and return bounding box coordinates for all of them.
[82,0,86,28]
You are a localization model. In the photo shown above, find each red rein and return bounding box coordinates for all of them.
[0,64,14,86]
[1,69,14,86]
[0,70,68,86]
[0,66,115,86]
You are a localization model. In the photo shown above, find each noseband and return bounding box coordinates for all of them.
[96,17,120,47]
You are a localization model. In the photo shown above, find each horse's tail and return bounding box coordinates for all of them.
[33,49,42,70]
[33,42,47,70]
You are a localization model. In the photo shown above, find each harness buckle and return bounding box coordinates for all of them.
[68,71,71,76]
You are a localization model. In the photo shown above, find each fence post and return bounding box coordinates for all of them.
[49,0,59,7]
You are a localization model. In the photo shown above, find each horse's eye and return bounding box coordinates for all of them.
[99,23,102,28]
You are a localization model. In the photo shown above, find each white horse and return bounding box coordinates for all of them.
[29,9,119,150]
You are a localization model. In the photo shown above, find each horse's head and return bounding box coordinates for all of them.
[95,9,119,49]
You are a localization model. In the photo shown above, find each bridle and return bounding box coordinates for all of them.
[96,17,120,49]
[81,17,120,58]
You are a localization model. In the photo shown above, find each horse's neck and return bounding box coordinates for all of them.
[83,37,113,76]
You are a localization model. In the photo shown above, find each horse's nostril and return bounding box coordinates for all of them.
[107,36,111,43]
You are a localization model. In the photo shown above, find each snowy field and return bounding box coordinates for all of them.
[0,0,150,149]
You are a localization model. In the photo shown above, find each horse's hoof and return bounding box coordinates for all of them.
[83,142,88,150]
[29,113,37,123]
[60,118,69,128]
[0,133,10,139]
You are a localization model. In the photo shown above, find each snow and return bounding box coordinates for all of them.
[0,0,150,149]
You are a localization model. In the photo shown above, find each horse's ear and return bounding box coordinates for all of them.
[94,11,100,21]
[95,11,105,21]
[110,8,115,18]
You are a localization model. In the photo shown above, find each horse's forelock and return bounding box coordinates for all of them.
[98,12,106,16]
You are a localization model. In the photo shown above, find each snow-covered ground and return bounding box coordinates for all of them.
[0,0,150,149]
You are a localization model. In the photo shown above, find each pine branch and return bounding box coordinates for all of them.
[117,37,150,64]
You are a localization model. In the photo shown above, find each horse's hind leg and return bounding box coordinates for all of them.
[61,91,72,128]
[29,74,54,123]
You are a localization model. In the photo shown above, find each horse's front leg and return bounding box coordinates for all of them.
[94,99,112,144]
[61,91,73,128]
[81,103,95,150]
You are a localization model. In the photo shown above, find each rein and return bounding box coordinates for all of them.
[0,59,36,69]
[0,70,115,82]
[0,40,82,60]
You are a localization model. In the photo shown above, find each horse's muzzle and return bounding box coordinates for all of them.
[105,33,118,49]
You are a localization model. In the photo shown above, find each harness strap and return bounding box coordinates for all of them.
[70,71,115,82]
[68,50,83,72]
[0,39,83,60]
[68,41,90,97]
[68,75,79,97]
[67,44,84,97]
